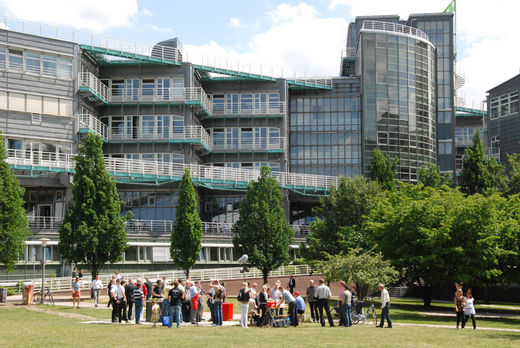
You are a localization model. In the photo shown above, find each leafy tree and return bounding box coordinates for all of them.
[459,130,506,194]
[369,149,398,191]
[171,168,202,278]
[233,167,294,284]
[367,183,508,306]
[303,176,381,261]
[59,133,127,278]
[0,134,30,272]
[317,249,399,300]
[418,164,452,188]
[506,153,520,195]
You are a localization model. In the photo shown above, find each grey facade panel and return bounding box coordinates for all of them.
[1,111,73,141]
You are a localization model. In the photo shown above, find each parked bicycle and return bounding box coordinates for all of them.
[351,297,377,325]
[33,287,54,305]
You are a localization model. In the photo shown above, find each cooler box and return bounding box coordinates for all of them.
[222,302,233,321]
[23,285,34,305]
[267,301,276,308]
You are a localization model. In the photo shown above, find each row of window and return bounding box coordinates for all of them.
[109,153,185,163]
[211,92,282,115]
[0,47,72,79]
[209,127,282,148]
[290,96,360,113]
[490,91,519,119]
[455,127,482,145]
[211,162,281,172]
[0,91,73,117]
[106,77,185,100]
[101,115,186,139]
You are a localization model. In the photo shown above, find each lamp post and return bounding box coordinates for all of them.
[40,238,50,304]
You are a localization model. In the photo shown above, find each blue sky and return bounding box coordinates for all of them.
[0,0,518,104]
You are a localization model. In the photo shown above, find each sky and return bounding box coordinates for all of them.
[0,0,518,106]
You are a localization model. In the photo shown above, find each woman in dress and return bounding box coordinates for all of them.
[454,288,465,329]
[463,288,477,330]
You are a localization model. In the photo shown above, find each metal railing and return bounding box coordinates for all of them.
[108,86,212,112]
[212,137,286,152]
[0,264,316,293]
[6,149,338,191]
[1,16,181,64]
[108,125,211,149]
[79,72,109,102]
[212,101,285,116]
[27,216,63,232]
[361,20,430,42]
[79,113,108,140]
[455,137,473,146]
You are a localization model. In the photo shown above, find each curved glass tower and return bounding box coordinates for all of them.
[358,21,437,182]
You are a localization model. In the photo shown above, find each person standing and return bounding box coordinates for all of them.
[306,280,319,323]
[168,281,185,328]
[258,285,269,322]
[133,283,144,324]
[211,280,224,326]
[120,280,129,322]
[454,288,465,329]
[194,281,204,322]
[188,281,199,324]
[125,279,137,321]
[315,279,335,327]
[341,284,352,327]
[72,277,81,309]
[288,275,296,294]
[110,278,125,323]
[463,289,477,330]
[106,276,115,308]
[279,285,298,327]
[71,267,78,279]
[144,277,153,300]
[238,282,251,328]
[90,275,103,307]
[377,283,392,328]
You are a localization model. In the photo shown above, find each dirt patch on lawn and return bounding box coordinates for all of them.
[23,305,99,321]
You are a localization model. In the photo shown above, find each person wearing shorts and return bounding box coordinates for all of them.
[72,277,81,309]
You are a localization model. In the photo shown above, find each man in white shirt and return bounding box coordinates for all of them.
[315,279,335,327]
[90,275,103,307]
[377,283,392,328]
[110,279,125,323]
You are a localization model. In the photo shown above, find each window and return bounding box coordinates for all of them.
[0,47,5,69]
[8,49,23,71]
[490,91,519,118]
[439,141,452,155]
[25,52,41,74]
[212,128,225,146]
[57,58,72,79]
[142,79,155,98]
[42,55,57,77]
[213,95,224,113]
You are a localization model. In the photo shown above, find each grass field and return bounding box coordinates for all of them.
[1,306,520,348]
[1,297,520,347]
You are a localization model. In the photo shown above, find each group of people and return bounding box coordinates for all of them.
[454,288,477,329]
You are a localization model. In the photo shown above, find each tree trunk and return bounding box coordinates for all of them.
[185,268,190,279]
[262,269,269,285]
[423,284,432,307]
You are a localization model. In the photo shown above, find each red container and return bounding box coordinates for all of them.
[222,302,233,321]
[267,301,276,308]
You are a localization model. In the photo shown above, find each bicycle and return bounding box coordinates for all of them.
[365,297,377,325]
[351,297,377,325]
[33,287,55,305]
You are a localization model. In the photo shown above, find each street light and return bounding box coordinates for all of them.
[40,238,50,304]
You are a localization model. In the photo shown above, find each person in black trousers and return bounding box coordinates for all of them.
[316,279,335,327]
[288,275,296,294]
[125,279,137,321]
[306,280,319,323]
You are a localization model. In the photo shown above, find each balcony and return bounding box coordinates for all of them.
[79,113,108,141]
[7,150,338,191]
[361,20,430,43]
[109,125,211,151]
[212,101,286,117]
[211,137,286,153]
[26,216,310,239]
[78,73,211,116]
[455,137,473,147]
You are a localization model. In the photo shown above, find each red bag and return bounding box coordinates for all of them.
[191,294,199,311]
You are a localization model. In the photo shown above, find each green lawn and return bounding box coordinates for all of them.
[1,307,519,348]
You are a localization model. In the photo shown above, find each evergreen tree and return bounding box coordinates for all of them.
[459,130,506,194]
[418,164,452,188]
[369,149,399,191]
[303,176,381,262]
[170,168,202,278]
[0,134,30,272]
[59,133,127,277]
[233,167,294,284]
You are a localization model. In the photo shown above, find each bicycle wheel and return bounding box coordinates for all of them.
[33,292,41,304]
[352,314,360,325]
[372,308,377,325]
[45,293,55,306]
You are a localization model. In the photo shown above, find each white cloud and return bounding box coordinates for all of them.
[328,0,520,104]
[141,8,153,17]
[228,18,241,28]
[0,0,138,32]
[186,3,347,78]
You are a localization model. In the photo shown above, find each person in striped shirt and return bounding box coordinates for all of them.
[133,282,144,324]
